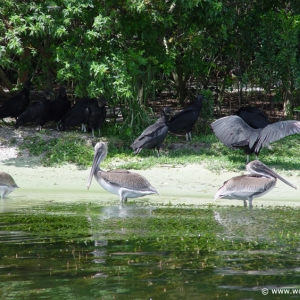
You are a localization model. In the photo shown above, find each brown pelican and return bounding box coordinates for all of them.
[168,95,204,141]
[87,142,159,202]
[0,172,19,198]
[211,115,300,162]
[214,160,297,207]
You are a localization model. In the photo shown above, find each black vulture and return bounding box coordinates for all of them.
[59,97,105,134]
[47,87,71,129]
[211,115,300,162]
[168,95,204,141]
[131,107,174,156]
[59,97,95,131]
[15,89,53,130]
[84,96,106,138]
[236,106,270,129]
[0,79,31,120]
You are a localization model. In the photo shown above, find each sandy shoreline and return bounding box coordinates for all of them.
[0,153,299,210]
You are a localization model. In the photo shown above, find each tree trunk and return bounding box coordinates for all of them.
[43,34,53,90]
[216,80,226,118]
[172,57,189,106]
[282,86,293,117]
[18,46,31,84]
[0,67,13,98]
[135,74,145,106]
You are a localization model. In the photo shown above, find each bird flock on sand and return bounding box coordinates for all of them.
[0,81,298,207]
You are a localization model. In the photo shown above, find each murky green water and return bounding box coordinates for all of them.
[1,201,300,299]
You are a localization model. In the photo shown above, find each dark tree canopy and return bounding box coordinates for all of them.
[1,0,300,128]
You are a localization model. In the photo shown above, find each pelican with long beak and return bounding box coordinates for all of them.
[214,160,297,207]
[87,142,159,202]
[0,172,19,198]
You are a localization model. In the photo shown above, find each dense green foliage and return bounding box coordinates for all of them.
[1,0,300,124]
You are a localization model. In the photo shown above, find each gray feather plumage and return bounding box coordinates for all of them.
[211,115,300,155]
[101,170,157,191]
[0,172,18,188]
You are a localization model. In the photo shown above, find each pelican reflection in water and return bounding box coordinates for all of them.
[87,142,159,202]
[214,160,297,207]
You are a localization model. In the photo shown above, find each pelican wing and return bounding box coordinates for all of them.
[101,170,155,191]
[215,175,271,200]
[255,120,300,152]
[211,116,259,149]
[0,172,18,187]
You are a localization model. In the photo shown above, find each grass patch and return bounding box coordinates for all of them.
[20,134,94,167]
[16,126,300,173]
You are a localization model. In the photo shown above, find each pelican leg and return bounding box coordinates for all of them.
[248,197,253,209]
[1,189,12,199]
[189,132,192,141]
[81,124,87,132]
[255,155,259,160]
[119,189,128,203]
[92,128,95,138]
[186,133,189,142]
[98,129,101,137]
[243,200,247,207]
[246,155,249,163]
[3,191,10,198]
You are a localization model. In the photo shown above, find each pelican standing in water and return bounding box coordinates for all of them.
[214,160,297,207]
[0,172,19,198]
[87,142,159,202]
